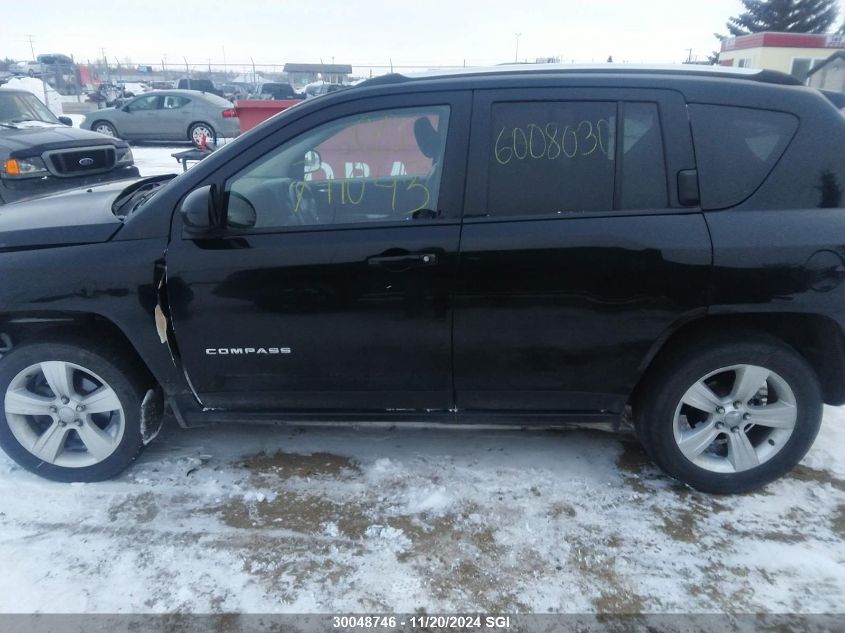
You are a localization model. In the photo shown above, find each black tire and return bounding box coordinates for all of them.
[635,333,823,494]
[91,120,119,138]
[188,122,216,145]
[0,339,149,482]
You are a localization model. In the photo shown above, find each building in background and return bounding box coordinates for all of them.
[718,32,845,83]
[283,63,353,86]
[807,51,845,92]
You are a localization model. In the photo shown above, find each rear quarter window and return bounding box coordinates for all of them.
[689,104,798,209]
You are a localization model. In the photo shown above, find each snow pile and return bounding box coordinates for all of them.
[0,77,63,116]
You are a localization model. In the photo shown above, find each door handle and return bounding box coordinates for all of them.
[367,252,438,271]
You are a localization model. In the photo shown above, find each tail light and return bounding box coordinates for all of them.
[222,108,238,118]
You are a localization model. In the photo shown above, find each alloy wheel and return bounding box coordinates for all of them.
[4,361,125,468]
[94,123,115,136]
[191,125,213,145]
[672,364,797,473]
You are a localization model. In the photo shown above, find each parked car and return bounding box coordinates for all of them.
[217,83,247,101]
[175,78,223,97]
[149,80,175,90]
[0,89,138,204]
[250,82,304,100]
[80,89,239,143]
[11,60,43,77]
[1,65,844,493]
[303,81,348,99]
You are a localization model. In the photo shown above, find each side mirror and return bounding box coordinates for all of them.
[121,104,131,112]
[303,149,321,174]
[58,116,73,126]
[180,185,218,234]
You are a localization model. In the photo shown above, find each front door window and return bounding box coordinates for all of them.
[225,106,450,230]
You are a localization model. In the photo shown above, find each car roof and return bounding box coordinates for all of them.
[359,63,803,88]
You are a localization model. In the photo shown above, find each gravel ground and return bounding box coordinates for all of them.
[0,406,843,614]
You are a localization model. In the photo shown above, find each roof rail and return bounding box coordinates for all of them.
[357,64,803,88]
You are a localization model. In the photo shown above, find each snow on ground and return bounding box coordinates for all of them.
[0,406,843,614]
[1,77,63,116]
[128,141,237,177]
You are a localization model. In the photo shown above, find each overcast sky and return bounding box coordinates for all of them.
[1,0,842,74]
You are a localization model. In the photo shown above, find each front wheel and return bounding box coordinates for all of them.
[635,335,823,494]
[92,120,118,138]
[0,340,149,482]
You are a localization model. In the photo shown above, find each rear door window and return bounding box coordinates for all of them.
[163,95,190,109]
[688,104,798,209]
[483,100,670,217]
[487,101,617,217]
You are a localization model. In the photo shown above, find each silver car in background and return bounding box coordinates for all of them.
[81,89,240,143]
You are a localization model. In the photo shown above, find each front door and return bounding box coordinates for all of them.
[166,92,470,412]
[454,87,712,413]
[119,94,162,139]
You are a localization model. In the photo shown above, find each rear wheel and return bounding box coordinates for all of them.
[92,120,118,138]
[635,334,823,494]
[0,340,148,482]
[189,122,216,146]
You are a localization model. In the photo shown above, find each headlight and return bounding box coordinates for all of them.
[115,147,134,165]
[1,157,49,178]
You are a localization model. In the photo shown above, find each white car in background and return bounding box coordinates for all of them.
[12,61,43,77]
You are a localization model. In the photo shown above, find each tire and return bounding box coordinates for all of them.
[188,122,216,146]
[91,120,118,138]
[635,333,823,494]
[0,339,149,482]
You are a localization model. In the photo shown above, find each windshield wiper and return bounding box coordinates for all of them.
[10,118,54,125]
[0,122,19,129]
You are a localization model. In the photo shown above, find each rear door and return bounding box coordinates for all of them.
[454,87,712,414]
[158,94,192,140]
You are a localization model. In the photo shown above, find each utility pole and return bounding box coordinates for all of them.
[25,34,36,59]
[101,48,111,83]
[685,48,693,63]
[514,32,522,64]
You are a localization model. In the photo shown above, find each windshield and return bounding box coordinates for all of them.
[0,91,60,125]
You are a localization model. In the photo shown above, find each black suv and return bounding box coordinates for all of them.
[0,90,139,204]
[1,66,843,493]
